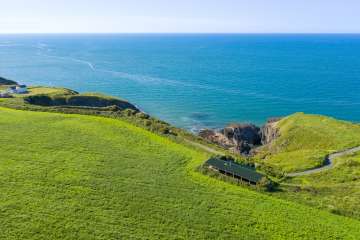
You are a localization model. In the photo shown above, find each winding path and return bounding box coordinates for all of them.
[287,146,360,177]
[184,138,360,177]
[184,139,223,155]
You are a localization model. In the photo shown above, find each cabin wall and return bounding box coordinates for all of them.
[211,166,257,185]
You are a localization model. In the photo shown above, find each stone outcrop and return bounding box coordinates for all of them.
[199,118,281,155]
[260,118,281,145]
[198,129,234,148]
[222,124,261,154]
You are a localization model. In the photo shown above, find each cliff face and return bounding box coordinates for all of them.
[260,118,281,145]
[198,129,234,148]
[222,124,261,154]
[199,118,280,155]
[24,94,140,112]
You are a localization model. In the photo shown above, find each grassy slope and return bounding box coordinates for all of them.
[259,113,360,172]
[0,77,17,85]
[14,86,75,97]
[276,151,360,220]
[0,86,74,96]
[0,85,227,156]
[0,108,359,239]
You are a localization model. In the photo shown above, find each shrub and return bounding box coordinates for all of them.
[136,112,150,119]
[257,164,285,178]
[257,177,278,192]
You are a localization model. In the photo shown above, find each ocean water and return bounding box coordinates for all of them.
[0,34,360,131]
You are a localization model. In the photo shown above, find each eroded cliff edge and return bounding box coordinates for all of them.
[199,118,281,155]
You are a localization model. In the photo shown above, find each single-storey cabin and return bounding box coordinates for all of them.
[205,157,264,185]
[16,85,28,94]
[7,85,28,94]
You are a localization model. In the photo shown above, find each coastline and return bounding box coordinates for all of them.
[2,77,360,160]
[3,76,360,223]
[0,77,230,156]
[2,34,360,130]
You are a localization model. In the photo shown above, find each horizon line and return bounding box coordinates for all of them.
[1,32,360,35]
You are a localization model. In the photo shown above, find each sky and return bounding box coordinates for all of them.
[1,0,359,33]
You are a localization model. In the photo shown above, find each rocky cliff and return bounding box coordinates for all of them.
[24,93,140,112]
[199,118,280,155]
[260,118,281,145]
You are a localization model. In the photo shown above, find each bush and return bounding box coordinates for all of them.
[122,109,137,117]
[24,95,54,106]
[24,93,139,111]
[136,112,150,119]
[257,177,278,192]
[257,164,285,178]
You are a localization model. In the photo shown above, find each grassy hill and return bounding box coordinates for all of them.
[0,76,17,85]
[15,86,77,97]
[258,113,360,173]
[0,84,222,151]
[0,107,359,239]
[275,150,360,220]
[256,113,360,220]
[2,85,138,111]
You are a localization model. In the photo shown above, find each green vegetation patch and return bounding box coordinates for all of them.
[0,108,359,239]
[258,113,360,173]
[0,87,221,150]
[275,151,360,220]
[24,91,139,111]
[16,86,77,97]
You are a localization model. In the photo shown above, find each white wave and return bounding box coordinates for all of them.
[36,43,48,49]
[69,58,96,71]
[34,43,52,52]
[32,49,295,101]
[96,68,360,106]
[32,50,360,107]
[37,52,96,71]
[0,44,21,47]
[99,69,183,86]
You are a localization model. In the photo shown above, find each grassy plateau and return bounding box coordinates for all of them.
[1,107,360,239]
[252,113,360,220]
[275,150,360,220]
[258,112,360,173]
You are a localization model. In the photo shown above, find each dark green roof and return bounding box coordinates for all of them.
[205,158,264,183]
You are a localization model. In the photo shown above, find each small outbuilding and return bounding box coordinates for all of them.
[15,85,28,94]
[205,157,264,185]
[6,85,28,94]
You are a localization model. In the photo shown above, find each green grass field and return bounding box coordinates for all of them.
[258,113,360,173]
[16,86,75,97]
[275,151,360,220]
[0,108,360,239]
[0,86,74,97]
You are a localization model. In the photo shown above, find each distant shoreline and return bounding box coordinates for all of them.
[1,34,360,129]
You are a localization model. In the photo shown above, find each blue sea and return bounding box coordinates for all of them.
[0,34,360,131]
